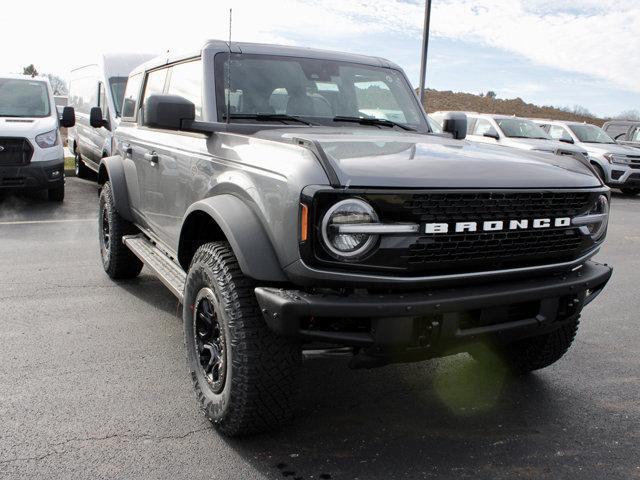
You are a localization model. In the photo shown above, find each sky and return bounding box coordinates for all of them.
[2,0,639,117]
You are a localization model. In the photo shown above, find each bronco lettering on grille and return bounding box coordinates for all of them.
[425,217,571,234]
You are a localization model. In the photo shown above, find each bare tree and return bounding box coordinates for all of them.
[614,109,640,121]
[44,74,68,95]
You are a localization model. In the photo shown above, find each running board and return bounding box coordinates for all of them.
[123,235,186,302]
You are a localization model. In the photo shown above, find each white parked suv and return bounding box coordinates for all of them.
[0,74,75,201]
[432,112,589,160]
[534,119,640,196]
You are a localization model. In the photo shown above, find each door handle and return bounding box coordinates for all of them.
[144,152,159,165]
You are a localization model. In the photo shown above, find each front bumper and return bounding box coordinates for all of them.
[0,158,64,190]
[603,163,640,186]
[256,261,612,366]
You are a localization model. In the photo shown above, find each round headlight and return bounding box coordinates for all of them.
[321,199,379,259]
[587,194,609,241]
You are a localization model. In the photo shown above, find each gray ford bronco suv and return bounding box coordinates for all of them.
[96,40,613,437]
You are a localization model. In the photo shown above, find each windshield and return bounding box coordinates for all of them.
[109,76,128,117]
[496,118,550,139]
[0,78,50,117]
[569,124,616,144]
[214,53,428,132]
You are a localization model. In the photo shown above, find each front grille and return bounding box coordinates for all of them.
[310,190,600,277]
[0,138,33,166]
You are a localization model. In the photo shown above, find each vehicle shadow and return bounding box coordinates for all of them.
[226,354,585,479]
[119,273,183,317]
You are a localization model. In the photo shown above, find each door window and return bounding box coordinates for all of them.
[166,60,202,119]
[142,69,168,105]
[98,83,108,119]
[473,119,494,136]
[548,125,572,142]
[632,128,640,142]
[122,73,143,121]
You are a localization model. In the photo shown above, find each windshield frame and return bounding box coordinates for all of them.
[213,52,430,133]
[568,124,616,144]
[495,117,551,140]
[0,78,51,118]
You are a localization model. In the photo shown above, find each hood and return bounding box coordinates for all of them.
[580,142,640,157]
[261,129,601,189]
[501,137,587,154]
[0,116,58,139]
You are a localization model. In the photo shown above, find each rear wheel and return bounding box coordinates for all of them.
[99,181,143,279]
[75,149,91,179]
[474,320,580,375]
[620,187,640,196]
[184,241,301,437]
[48,185,64,202]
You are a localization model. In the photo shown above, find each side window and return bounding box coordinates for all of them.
[632,127,640,142]
[166,60,202,120]
[603,123,628,140]
[121,73,143,120]
[548,125,572,142]
[142,68,168,105]
[473,119,493,136]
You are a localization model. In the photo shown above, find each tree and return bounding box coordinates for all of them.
[614,109,640,121]
[22,64,38,77]
[44,74,68,95]
[486,91,497,99]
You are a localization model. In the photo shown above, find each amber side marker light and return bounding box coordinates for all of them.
[300,203,309,242]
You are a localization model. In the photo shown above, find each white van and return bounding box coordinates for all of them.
[0,74,75,201]
[68,53,155,178]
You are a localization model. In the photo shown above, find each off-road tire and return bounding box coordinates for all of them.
[620,188,640,196]
[48,185,65,202]
[476,319,580,375]
[183,241,301,437]
[99,181,143,279]
[75,150,91,179]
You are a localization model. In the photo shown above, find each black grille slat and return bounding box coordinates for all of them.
[0,138,33,166]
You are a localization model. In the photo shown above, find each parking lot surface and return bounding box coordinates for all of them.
[0,178,639,479]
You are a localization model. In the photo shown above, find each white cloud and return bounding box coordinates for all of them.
[1,0,638,99]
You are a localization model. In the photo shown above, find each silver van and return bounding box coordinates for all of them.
[67,53,154,178]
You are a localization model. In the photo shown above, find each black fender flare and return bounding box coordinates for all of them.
[98,156,135,223]
[180,196,286,282]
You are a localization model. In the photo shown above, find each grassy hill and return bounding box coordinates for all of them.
[423,88,606,125]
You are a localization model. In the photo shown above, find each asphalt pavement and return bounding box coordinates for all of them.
[0,178,638,479]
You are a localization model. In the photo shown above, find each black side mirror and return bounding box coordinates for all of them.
[483,130,500,140]
[559,137,574,144]
[90,107,107,129]
[60,106,75,128]
[143,94,195,130]
[441,112,467,140]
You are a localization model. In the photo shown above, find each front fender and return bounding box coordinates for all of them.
[181,195,287,282]
[98,155,134,222]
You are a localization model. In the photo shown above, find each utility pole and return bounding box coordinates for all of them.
[418,0,432,108]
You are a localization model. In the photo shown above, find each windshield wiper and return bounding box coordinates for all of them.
[333,116,417,132]
[225,113,316,126]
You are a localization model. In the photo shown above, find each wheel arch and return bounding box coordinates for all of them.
[97,156,135,222]
[178,196,286,282]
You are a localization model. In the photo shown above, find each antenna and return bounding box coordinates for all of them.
[226,8,232,125]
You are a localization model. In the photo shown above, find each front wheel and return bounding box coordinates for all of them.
[473,320,580,375]
[620,187,640,196]
[183,241,301,437]
[99,181,143,279]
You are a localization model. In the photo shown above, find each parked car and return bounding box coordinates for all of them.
[96,40,612,436]
[432,112,590,159]
[67,53,155,178]
[602,120,640,149]
[534,119,640,196]
[0,74,75,201]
